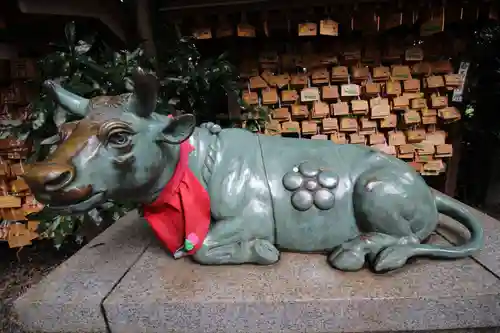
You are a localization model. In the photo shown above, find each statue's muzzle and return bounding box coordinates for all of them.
[23,162,92,205]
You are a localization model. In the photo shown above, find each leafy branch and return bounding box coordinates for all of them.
[26,21,250,248]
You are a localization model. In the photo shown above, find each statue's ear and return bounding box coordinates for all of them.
[159,114,196,144]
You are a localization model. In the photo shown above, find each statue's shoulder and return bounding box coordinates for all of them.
[217,128,260,146]
[198,122,256,138]
[195,123,258,147]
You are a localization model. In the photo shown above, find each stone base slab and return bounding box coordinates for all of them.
[14,196,500,333]
[13,211,153,333]
[103,235,500,333]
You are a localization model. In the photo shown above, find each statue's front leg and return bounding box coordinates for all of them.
[192,217,279,265]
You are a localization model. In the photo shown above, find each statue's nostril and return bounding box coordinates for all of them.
[44,170,74,192]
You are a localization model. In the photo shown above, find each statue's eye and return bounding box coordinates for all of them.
[107,132,131,148]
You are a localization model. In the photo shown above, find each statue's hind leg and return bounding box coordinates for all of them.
[329,167,438,272]
[328,232,419,271]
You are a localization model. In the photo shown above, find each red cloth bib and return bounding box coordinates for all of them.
[142,141,211,258]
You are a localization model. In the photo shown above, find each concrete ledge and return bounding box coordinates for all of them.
[13,195,500,333]
[103,233,500,333]
[14,210,153,333]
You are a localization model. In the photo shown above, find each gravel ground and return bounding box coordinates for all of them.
[0,240,82,333]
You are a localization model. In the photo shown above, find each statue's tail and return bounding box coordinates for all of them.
[421,192,484,258]
[373,192,483,272]
[408,192,483,259]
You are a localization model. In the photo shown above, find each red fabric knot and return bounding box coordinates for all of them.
[142,139,211,258]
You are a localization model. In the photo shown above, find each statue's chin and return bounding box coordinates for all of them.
[45,192,106,215]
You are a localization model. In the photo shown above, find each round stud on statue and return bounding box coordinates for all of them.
[317,170,338,189]
[298,161,319,178]
[291,190,314,211]
[200,122,222,135]
[283,171,304,191]
[304,179,319,191]
[209,124,222,134]
[313,189,335,210]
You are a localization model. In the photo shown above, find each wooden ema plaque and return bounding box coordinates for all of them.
[242,48,461,177]
[0,157,43,247]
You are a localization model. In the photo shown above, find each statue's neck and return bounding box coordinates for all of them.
[142,128,206,205]
[142,143,181,205]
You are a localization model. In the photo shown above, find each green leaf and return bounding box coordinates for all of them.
[26,208,59,221]
[53,231,65,249]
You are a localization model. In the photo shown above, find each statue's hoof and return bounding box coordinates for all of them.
[373,246,408,272]
[252,239,279,265]
[328,249,365,271]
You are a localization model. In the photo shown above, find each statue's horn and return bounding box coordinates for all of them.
[43,80,90,117]
[126,67,159,118]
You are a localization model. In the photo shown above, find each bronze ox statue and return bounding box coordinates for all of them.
[23,68,483,273]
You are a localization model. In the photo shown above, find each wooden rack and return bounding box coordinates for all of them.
[241,50,461,176]
[0,57,43,247]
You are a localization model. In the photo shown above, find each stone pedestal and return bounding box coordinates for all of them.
[14,195,500,333]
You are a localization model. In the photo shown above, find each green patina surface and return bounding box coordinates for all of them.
[23,68,483,273]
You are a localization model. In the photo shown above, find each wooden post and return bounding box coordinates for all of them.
[136,0,157,59]
[444,122,462,198]
[227,90,242,121]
